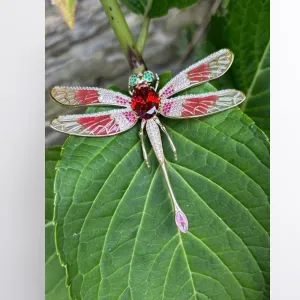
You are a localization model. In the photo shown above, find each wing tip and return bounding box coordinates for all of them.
[220,48,234,57]
[239,91,246,102]
[223,89,246,103]
[214,89,246,107]
[50,86,64,105]
[50,117,61,130]
[50,86,61,95]
[49,87,56,99]
[50,86,76,107]
[50,117,73,135]
[235,90,246,104]
[230,89,246,106]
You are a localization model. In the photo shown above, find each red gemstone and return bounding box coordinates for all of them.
[130,84,160,120]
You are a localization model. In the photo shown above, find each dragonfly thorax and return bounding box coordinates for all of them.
[130,84,160,120]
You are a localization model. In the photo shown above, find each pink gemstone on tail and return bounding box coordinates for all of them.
[175,211,188,233]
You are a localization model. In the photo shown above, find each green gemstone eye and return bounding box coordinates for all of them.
[129,75,137,86]
[143,71,153,82]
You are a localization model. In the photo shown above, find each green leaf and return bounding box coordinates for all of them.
[46,224,69,300]
[54,82,269,299]
[46,147,61,223]
[120,0,200,18]
[241,44,270,138]
[108,85,130,96]
[55,0,76,29]
[208,0,270,136]
[46,147,69,300]
[158,70,172,89]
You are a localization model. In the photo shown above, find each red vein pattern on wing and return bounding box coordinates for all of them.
[159,90,246,118]
[50,86,131,107]
[50,108,138,136]
[159,49,234,99]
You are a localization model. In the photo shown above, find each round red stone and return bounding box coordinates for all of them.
[130,85,160,120]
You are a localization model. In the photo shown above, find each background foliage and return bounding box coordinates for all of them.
[47,0,270,299]
[211,0,270,137]
[180,0,270,137]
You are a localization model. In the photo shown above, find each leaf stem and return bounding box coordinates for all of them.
[136,0,153,54]
[136,17,150,54]
[99,0,147,73]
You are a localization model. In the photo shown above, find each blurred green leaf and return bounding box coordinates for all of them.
[208,0,270,136]
[215,0,231,16]
[108,85,130,96]
[158,70,172,89]
[120,0,200,18]
[45,147,69,300]
[178,0,270,136]
[177,23,198,58]
[241,44,270,138]
[55,0,76,29]
[54,82,269,299]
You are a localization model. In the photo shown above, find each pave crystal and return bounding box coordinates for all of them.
[130,84,160,120]
[175,210,188,233]
[146,119,165,163]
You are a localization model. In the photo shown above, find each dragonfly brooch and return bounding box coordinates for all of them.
[50,49,245,233]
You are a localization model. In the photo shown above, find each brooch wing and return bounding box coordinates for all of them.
[51,108,138,137]
[50,86,131,108]
[159,49,234,99]
[159,90,245,118]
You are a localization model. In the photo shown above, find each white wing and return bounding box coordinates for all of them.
[159,49,234,99]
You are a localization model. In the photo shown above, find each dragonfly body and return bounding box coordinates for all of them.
[50,49,246,233]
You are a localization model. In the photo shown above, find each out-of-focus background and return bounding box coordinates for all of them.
[45,0,217,146]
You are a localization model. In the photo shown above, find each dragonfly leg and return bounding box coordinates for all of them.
[154,73,160,91]
[153,116,178,161]
[139,120,150,168]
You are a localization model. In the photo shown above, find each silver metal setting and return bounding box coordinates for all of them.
[161,161,181,213]
[139,119,150,168]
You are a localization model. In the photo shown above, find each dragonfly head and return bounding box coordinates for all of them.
[128,71,159,94]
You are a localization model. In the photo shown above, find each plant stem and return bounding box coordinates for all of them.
[136,0,153,54]
[136,17,150,54]
[99,0,147,73]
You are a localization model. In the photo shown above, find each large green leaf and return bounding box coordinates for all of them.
[46,147,61,224]
[46,225,70,300]
[120,0,199,18]
[208,0,270,136]
[46,147,69,300]
[54,82,269,299]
